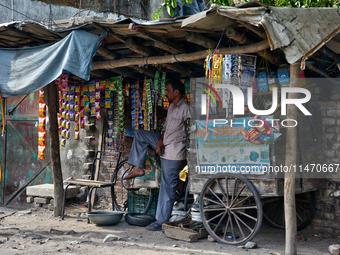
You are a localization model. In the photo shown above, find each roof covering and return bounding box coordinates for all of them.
[0,5,338,82]
[182,5,340,66]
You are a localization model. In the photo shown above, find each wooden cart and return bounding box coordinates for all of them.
[186,112,325,245]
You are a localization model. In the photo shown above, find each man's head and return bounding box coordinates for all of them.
[165,79,185,103]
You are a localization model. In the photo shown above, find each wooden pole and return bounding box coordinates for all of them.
[125,37,156,57]
[93,40,269,70]
[185,32,218,49]
[284,61,300,255]
[225,27,283,65]
[97,46,116,60]
[45,82,64,217]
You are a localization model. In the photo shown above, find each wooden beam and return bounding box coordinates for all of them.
[226,27,283,65]
[152,41,204,66]
[125,37,156,57]
[132,24,186,53]
[106,43,128,50]
[93,40,269,70]
[130,66,156,78]
[284,61,299,255]
[238,22,267,39]
[164,63,192,76]
[97,46,116,59]
[109,30,126,43]
[185,32,218,49]
[45,82,63,217]
[6,26,46,43]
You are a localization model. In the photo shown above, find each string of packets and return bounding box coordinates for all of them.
[54,72,125,148]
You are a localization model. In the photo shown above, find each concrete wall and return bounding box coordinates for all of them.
[0,0,161,24]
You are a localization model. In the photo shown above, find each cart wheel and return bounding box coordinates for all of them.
[199,173,262,245]
[113,159,154,213]
[262,191,316,230]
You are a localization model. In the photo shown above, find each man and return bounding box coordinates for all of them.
[124,79,191,231]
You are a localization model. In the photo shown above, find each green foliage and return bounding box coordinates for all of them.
[152,0,193,20]
[211,0,340,8]
[152,0,339,21]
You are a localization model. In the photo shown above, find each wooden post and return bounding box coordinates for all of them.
[284,61,300,255]
[45,82,64,217]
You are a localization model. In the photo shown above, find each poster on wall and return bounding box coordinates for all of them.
[195,118,270,174]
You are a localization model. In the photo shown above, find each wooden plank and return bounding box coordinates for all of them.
[164,228,198,242]
[45,82,63,217]
[91,120,104,209]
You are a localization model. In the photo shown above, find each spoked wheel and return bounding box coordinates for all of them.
[262,191,316,230]
[112,159,154,214]
[199,173,262,245]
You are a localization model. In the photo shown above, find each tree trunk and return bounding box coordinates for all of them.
[45,82,63,217]
[284,61,300,255]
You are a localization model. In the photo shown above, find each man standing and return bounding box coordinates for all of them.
[124,79,191,231]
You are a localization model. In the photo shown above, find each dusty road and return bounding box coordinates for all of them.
[0,206,335,255]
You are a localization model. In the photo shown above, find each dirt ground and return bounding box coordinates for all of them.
[0,206,336,255]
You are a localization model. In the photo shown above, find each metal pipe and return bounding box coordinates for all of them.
[1,99,6,206]
[11,0,14,21]
[79,0,81,17]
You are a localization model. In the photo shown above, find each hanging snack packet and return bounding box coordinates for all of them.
[96,111,102,120]
[66,129,70,139]
[80,108,85,118]
[57,113,62,125]
[38,145,45,157]
[38,154,45,160]
[80,118,85,128]
[66,120,70,129]
[75,112,80,122]
[61,119,66,128]
[69,103,74,112]
[61,138,66,147]
[39,88,45,103]
[39,117,46,132]
[91,106,96,117]
[69,111,75,121]
[39,103,46,117]
[38,131,46,146]
[75,131,80,140]
[84,102,91,113]
[66,112,70,120]
[75,121,79,131]
[75,105,80,112]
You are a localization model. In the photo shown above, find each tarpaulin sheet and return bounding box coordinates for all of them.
[0,29,102,97]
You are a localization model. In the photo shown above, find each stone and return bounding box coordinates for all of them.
[0,227,20,235]
[57,245,69,251]
[47,204,54,211]
[329,244,340,255]
[244,241,257,249]
[80,233,99,240]
[27,184,79,199]
[103,234,127,243]
[0,237,8,244]
[64,230,77,235]
[207,235,216,242]
[17,210,32,216]
[49,228,64,235]
[26,197,34,203]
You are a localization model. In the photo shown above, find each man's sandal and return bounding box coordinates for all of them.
[146,221,162,231]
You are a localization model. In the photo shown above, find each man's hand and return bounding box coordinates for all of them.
[156,140,165,156]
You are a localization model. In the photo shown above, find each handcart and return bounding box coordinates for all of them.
[186,112,325,245]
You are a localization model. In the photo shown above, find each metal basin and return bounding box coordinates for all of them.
[87,211,124,226]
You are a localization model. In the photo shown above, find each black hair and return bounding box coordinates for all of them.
[166,79,185,96]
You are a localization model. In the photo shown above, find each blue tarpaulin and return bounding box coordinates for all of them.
[0,29,103,98]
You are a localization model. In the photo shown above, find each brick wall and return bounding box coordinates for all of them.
[310,85,340,236]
